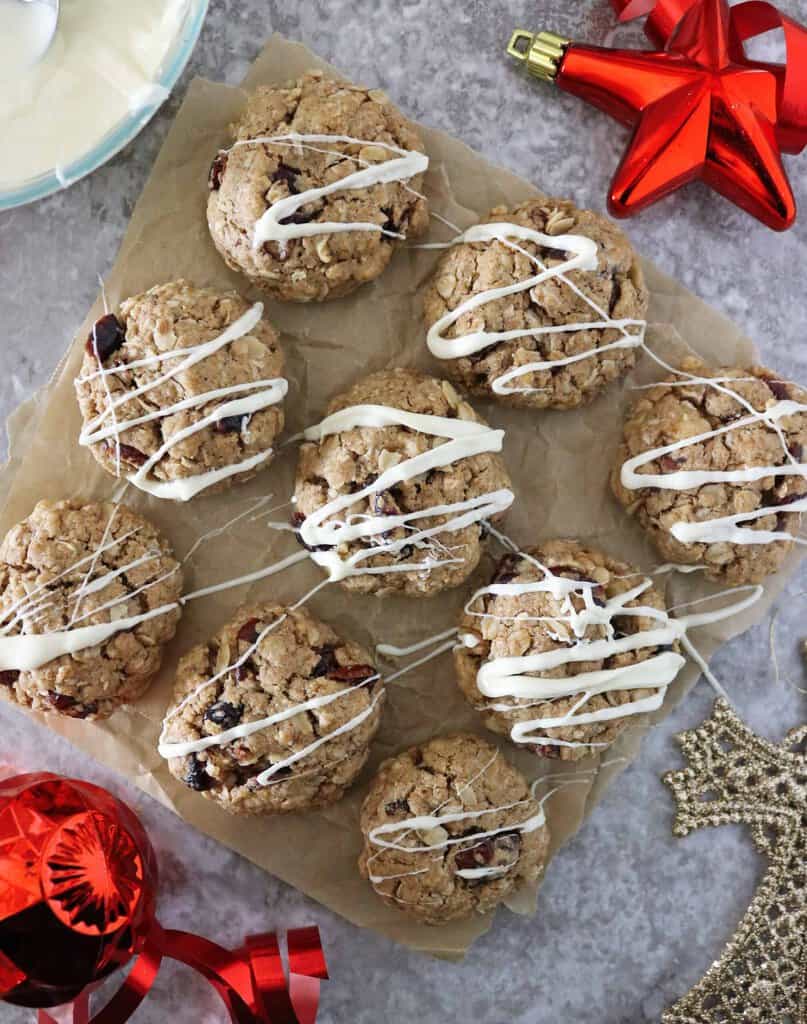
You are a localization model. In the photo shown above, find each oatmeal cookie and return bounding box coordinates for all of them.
[162,603,383,814]
[611,359,807,584]
[455,540,679,762]
[358,733,549,924]
[292,369,512,597]
[422,197,648,409]
[206,71,429,302]
[0,499,182,719]
[75,280,285,498]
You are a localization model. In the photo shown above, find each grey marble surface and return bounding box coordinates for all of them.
[1,2,806,1021]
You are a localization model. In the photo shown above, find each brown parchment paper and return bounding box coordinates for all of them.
[1,34,803,959]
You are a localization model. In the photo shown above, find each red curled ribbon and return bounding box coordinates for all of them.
[611,0,807,153]
[36,924,327,1024]
[0,774,326,1024]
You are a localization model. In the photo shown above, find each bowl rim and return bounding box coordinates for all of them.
[0,0,210,212]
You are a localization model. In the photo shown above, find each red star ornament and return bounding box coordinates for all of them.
[508,0,807,230]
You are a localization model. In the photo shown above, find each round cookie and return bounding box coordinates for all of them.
[75,280,286,499]
[292,368,513,597]
[611,359,807,584]
[422,197,648,409]
[206,71,429,302]
[455,540,679,762]
[160,603,383,815]
[0,499,182,719]
[358,733,549,925]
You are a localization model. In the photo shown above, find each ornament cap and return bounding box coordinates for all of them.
[507,30,569,82]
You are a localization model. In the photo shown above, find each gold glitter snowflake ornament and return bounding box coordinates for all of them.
[662,699,806,1023]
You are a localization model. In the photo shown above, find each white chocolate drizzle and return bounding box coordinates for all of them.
[227,133,428,250]
[0,515,180,674]
[462,538,764,751]
[619,392,807,546]
[365,749,548,889]
[78,302,288,501]
[424,222,646,396]
[298,404,514,583]
[158,581,382,788]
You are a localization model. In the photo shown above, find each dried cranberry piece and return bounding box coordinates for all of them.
[384,798,410,816]
[767,379,790,401]
[205,701,242,729]
[234,661,255,683]
[531,743,562,760]
[493,553,520,585]
[185,753,214,792]
[270,163,301,193]
[214,414,248,434]
[86,314,125,362]
[111,442,148,467]
[788,442,803,461]
[0,670,19,688]
[455,840,494,871]
[279,209,316,226]
[380,206,398,236]
[456,831,521,872]
[373,493,397,516]
[44,692,97,718]
[237,618,260,644]
[659,454,686,473]
[311,644,338,678]
[328,664,376,684]
[291,512,333,553]
[208,151,228,190]
[770,491,807,508]
[45,692,77,712]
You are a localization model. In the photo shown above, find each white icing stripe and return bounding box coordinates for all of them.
[79,302,288,501]
[233,133,428,248]
[83,304,265,432]
[256,690,383,786]
[298,404,513,582]
[478,649,684,702]
[464,533,765,750]
[368,799,545,853]
[424,222,645,396]
[618,355,807,546]
[620,400,807,490]
[0,603,178,672]
[158,575,381,789]
[0,527,141,635]
[158,677,380,759]
[179,549,309,604]
[366,749,547,887]
[508,691,666,739]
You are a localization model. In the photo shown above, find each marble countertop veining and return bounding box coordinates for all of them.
[1,2,806,1022]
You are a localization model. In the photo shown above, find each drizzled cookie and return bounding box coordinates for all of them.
[207,71,430,301]
[0,499,182,719]
[292,368,513,597]
[422,197,648,409]
[611,359,807,584]
[454,539,683,761]
[358,733,549,924]
[160,603,383,814]
[75,280,287,501]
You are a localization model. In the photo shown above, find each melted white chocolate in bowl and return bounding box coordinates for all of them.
[0,0,190,189]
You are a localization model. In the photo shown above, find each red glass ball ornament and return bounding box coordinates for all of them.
[0,773,158,1009]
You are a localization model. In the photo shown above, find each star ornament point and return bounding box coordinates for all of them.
[510,0,807,230]
[559,42,795,230]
